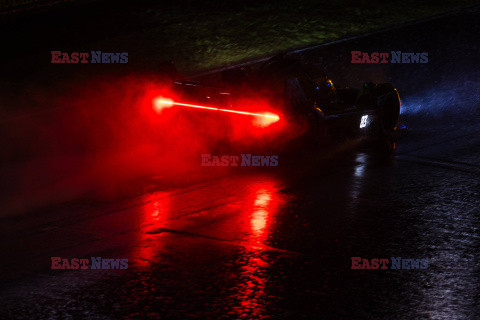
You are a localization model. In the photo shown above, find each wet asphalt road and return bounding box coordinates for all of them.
[1,5,480,320]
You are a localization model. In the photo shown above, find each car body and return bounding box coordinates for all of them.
[165,54,401,152]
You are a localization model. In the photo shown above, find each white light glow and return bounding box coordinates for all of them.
[360,115,368,128]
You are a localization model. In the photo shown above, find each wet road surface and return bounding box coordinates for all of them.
[1,5,480,320]
[1,117,479,319]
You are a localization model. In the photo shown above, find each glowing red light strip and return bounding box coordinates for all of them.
[156,99,280,120]
[217,108,278,119]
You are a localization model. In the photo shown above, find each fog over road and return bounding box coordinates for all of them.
[1,5,480,320]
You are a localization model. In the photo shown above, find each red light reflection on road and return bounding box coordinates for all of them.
[131,175,289,318]
[250,189,272,237]
[136,191,171,267]
[231,178,285,319]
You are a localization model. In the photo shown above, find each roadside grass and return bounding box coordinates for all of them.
[111,0,479,72]
[3,0,480,72]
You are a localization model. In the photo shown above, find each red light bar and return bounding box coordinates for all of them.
[153,97,280,124]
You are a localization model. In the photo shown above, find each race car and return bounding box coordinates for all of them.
[157,54,401,152]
